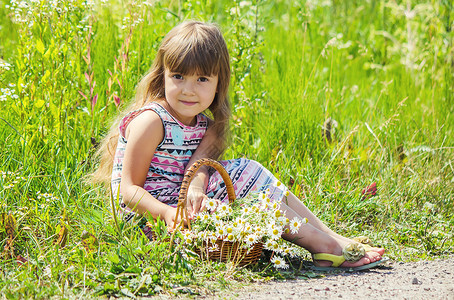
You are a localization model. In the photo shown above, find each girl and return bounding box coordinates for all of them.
[94,21,386,271]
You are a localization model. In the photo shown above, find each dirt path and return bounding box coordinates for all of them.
[215,256,454,299]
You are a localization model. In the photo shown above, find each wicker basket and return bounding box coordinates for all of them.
[174,158,263,267]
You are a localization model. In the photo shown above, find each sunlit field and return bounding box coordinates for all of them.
[0,0,453,298]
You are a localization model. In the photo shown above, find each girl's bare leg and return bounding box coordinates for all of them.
[281,192,385,256]
[280,202,383,267]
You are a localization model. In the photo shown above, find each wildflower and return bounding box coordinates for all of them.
[265,240,275,250]
[208,244,219,252]
[213,219,223,227]
[216,226,227,238]
[361,182,377,200]
[276,181,282,187]
[245,234,257,246]
[205,198,217,211]
[236,217,245,226]
[270,228,281,239]
[207,232,217,243]
[218,203,229,214]
[241,206,251,214]
[284,190,290,197]
[289,217,303,234]
[183,231,193,239]
[268,241,280,251]
[283,247,292,256]
[243,223,253,234]
[254,226,263,236]
[259,192,267,201]
[202,213,210,221]
[226,233,235,242]
[271,256,288,269]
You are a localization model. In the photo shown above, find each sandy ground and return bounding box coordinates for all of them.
[210,256,454,300]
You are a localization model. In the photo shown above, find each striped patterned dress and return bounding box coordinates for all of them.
[111,102,285,229]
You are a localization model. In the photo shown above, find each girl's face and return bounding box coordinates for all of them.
[164,68,218,126]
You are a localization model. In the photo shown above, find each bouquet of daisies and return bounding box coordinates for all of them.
[181,186,307,269]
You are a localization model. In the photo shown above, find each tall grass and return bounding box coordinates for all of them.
[0,0,453,298]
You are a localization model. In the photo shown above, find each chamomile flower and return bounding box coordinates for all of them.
[289,217,305,234]
[216,227,227,238]
[277,216,288,226]
[205,198,217,211]
[195,213,203,222]
[271,256,288,269]
[214,219,223,228]
[226,226,234,234]
[268,241,280,251]
[245,234,258,246]
[207,232,217,243]
[202,213,210,221]
[218,203,229,215]
[241,206,251,214]
[276,181,282,187]
[254,226,263,235]
[243,223,253,234]
[208,244,219,252]
[226,233,235,242]
[284,190,290,197]
[183,231,194,240]
[270,227,281,239]
[282,247,292,256]
[236,217,246,226]
[265,240,275,250]
[259,192,267,201]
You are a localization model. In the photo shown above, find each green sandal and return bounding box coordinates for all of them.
[311,242,389,272]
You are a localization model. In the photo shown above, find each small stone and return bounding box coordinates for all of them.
[412,278,421,285]
[325,287,330,291]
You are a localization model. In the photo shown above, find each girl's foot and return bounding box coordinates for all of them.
[312,237,384,268]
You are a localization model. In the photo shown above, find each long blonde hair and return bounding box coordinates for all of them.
[92,21,231,187]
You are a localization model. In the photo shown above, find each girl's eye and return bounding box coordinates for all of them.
[172,74,183,80]
[198,77,208,82]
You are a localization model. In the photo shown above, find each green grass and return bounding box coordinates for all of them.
[0,0,453,298]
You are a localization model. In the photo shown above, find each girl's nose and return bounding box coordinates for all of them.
[182,81,196,96]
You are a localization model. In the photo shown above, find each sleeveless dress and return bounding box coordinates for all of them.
[111,102,286,239]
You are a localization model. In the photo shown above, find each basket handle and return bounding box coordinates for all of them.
[173,158,236,231]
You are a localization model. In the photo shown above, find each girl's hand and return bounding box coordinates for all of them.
[164,207,183,231]
[186,185,208,219]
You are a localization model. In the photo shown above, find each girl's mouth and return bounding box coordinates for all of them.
[180,100,197,106]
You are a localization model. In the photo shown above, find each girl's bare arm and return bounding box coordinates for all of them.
[120,110,179,226]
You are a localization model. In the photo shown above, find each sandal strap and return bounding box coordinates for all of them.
[312,253,346,267]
